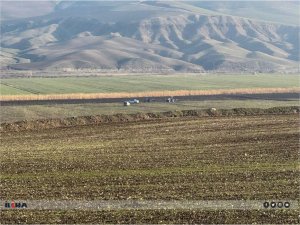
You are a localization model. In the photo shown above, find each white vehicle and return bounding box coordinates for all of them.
[124,99,139,106]
[166,97,176,103]
[132,99,139,104]
[129,99,139,104]
[124,101,131,106]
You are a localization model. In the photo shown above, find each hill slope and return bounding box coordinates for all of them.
[1,1,299,72]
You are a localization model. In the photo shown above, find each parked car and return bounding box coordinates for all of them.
[124,101,131,106]
[166,97,176,103]
[131,99,139,104]
[124,99,139,106]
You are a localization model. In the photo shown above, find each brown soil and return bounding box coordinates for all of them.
[1,106,299,132]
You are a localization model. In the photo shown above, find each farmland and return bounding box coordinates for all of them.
[0,73,299,223]
[1,74,299,96]
[1,98,299,123]
[0,113,299,223]
[1,73,299,123]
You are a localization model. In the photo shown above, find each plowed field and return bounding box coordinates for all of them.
[1,114,299,223]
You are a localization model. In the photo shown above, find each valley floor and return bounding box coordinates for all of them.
[1,96,299,123]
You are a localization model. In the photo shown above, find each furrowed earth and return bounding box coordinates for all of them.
[0,110,299,223]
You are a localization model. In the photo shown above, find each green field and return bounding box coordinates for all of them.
[1,74,299,95]
[1,99,299,123]
[1,114,299,223]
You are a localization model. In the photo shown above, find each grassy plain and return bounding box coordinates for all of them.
[0,114,299,223]
[1,99,299,123]
[1,74,299,95]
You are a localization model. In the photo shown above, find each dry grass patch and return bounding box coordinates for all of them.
[1,87,299,101]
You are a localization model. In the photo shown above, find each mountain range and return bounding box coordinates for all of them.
[1,1,299,73]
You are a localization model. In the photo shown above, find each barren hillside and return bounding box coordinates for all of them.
[1,1,299,72]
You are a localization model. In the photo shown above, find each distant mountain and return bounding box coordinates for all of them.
[0,1,57,21]
[1,1,299,73]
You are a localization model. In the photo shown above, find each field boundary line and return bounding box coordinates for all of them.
[1,106,299,132]
[0,82,40,95]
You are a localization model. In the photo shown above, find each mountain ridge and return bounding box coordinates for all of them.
[1,1,299,73]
